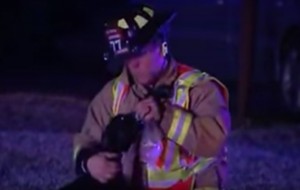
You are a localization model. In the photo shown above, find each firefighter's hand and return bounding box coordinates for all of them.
[86,152,120,183]
[135,97,161,122]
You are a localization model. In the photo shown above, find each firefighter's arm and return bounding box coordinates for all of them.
[160,79,231,157]
[73,82,113,174]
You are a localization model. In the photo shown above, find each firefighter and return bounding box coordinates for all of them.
[67,3,231,190]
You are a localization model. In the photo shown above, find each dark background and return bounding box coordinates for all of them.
[0,0,127,95]
[0,0,300,120]
[1,1,300,189]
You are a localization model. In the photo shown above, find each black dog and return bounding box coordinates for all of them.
[59,113,144,190]
[59,85,172,190]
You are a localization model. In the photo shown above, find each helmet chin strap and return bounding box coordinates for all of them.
[149,54,169,87]
[161,41,168,57]
[156,41,169,76]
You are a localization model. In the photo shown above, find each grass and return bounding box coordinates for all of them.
[0,93,299,190]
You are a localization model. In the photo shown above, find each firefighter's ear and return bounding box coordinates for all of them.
[161,41,168,56]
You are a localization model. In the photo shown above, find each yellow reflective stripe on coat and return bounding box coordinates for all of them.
[148,69,215,187]
[148,157,216,181]
[168,70,206,144]
[164,110,192,170]
[177,70,207,87]
[163,70,203,171]
[161,70,206,172]
[112,79,128,116]
[167,109,192,145]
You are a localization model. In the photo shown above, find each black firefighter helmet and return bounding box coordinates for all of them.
[103,4,176,74]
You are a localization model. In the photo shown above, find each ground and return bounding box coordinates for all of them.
[0,93,299,190]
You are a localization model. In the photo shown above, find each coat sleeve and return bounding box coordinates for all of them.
[73,81,114,161]
[160,78,231,157]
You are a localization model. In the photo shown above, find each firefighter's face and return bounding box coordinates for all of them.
[125,42,166,85]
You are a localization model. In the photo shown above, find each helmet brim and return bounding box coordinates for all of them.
[103,5,177,63]
[132,10,177,49]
